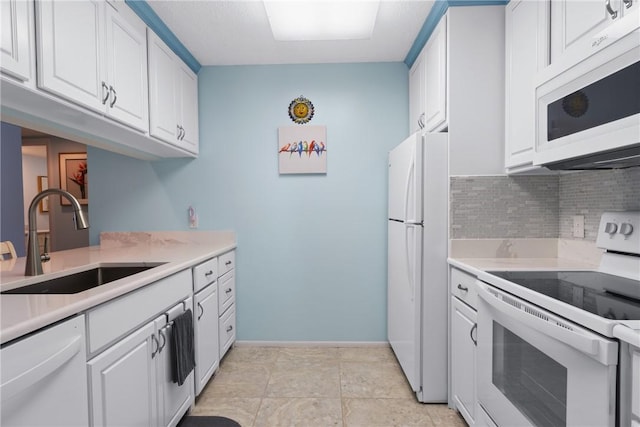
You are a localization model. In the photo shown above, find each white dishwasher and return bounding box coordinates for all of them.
[1,315,89,426]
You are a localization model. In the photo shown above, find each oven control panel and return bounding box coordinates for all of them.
[596,211,640,255]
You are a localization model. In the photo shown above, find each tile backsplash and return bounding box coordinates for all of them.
[450,167,640,241]
[450,176,559,239]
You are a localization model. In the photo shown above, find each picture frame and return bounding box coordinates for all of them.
[37,176,49,212]
[59,153,88,205]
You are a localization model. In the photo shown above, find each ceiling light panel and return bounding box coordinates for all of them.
[264,0,380,41]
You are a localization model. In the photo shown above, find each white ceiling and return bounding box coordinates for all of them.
[147,1,435,66]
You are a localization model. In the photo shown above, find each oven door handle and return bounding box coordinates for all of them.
[476,281,600,357]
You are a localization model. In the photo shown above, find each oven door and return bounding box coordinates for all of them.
[476,280,618,427]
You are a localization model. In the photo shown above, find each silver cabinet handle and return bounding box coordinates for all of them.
[101,81,109,105]
[225,288,232,294]
[226,325,233,332]
[623,0,632,8]
[457,284,468,292]
[470,324,477,346]
[605,0,618,18]
[151,333,160,358]
[158,328,167,353]
[109,86,117,107]
[197,302,204,321]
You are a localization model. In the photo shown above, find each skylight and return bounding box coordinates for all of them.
[264,0,380,41]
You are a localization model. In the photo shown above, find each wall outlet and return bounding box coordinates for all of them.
[188,206,198,229]
[572,215,584,238]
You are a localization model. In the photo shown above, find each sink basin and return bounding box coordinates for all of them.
[1,264,166,294]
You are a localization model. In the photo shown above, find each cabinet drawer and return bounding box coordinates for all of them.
[218,251,235,277]
[87,269,192,354]
[219,305,235,359]
[218,270,235,315]
[193,258,217,293]
[451,267,477,309]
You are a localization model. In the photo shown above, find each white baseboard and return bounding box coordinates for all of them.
[234,340,390,348]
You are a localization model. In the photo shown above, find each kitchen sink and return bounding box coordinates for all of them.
[1,264,166,294]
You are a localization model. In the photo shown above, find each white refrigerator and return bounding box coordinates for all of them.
[387,131,448,403]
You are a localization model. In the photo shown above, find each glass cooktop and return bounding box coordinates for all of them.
[487,271,640,321]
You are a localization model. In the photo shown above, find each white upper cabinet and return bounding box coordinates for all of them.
[36,0,149,132]
[36,0,105,112]
[504,0,550,173]
[423,14,447,132]
[1,0,32,82]
[104,4,149,132]
[409,52,426,133]
[148,30,199,154]
[550,0,639,67]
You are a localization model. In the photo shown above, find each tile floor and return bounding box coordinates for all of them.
[189,345,468,427]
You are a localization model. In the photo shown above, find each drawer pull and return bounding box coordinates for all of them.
[225,288,232,294]
[226,325,233,332]
[457,284,469,292]
[204,270,214,276]
[470,324,478,346]
[197,302,204,320]
[225,261,232,266]
[151,334,160,359]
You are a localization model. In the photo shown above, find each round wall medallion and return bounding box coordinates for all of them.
[288,96,314,124]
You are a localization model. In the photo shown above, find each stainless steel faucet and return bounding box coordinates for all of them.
[25,188,89,276]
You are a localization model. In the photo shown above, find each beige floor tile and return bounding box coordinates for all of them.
[205,363,271,397]
[342,398,435,427]
[254,398,343,427]
[276,347,340,363]
[223,346,280,366]
[266,363,340,398]
[338,347,396,363]
[190,397,261,426]
[340,362,414,399]
[425,404,468,427]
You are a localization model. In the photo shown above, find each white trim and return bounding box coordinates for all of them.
[234,340,390,348]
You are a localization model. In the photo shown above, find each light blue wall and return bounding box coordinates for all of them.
[89,62,408,341]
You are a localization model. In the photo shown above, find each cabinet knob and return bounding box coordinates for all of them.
[226,325,233,332]
[225,288,232,294]
[225,260,232,266]
[205,270,214,276]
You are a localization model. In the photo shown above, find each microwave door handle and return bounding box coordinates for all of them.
[476,281,600,356]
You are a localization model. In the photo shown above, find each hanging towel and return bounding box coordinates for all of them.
[171,308,195,386]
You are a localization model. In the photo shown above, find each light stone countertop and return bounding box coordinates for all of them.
[0,231,236,345]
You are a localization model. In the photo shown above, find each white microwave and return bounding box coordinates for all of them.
[534,19,640,170]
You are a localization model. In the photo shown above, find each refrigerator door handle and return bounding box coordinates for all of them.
[405,225,414,301]
[403,152,415,222]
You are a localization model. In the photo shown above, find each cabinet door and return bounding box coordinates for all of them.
[424,14,447,132]
[88,321,158,427]
[1,0,31,82]
[156,305,194,427]
[148,30,178,144]
[219,305,236,359]
[194,284,219,395]
[409,53,425,133]
[550,0,621,64]
[104,4,149,132]
[451,296,477,425]
[505,0,549,171]
[176,62,199,154]
[36,0,105,112]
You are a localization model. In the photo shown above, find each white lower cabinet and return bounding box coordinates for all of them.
[451,295,477,426]
[194,282,219,396]
[88,321,158,427]
[1,315,89,426]
[217,262,236,360]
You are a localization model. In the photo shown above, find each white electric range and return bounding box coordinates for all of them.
[475,211,640,427]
